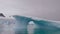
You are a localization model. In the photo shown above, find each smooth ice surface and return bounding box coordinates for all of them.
[13,15,60,34]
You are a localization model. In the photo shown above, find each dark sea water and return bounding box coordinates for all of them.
[13,15,60,34]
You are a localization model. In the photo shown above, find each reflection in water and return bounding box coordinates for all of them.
[27,21,35,34]
[0,18,15,34]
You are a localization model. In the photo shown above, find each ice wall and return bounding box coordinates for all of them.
[13,15,60,34]
[0,15,60,34]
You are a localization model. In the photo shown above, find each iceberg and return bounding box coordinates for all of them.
[0,15,60,34]
[13,15,60,34]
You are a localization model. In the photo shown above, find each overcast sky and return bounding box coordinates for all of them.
[0,0,60,21]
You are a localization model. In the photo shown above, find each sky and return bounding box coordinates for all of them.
[0,0,60,21]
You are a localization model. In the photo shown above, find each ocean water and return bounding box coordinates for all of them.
[0,15,60,34]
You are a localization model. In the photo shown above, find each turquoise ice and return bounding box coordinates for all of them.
[0,15,60,34]
[13,15,60,34]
